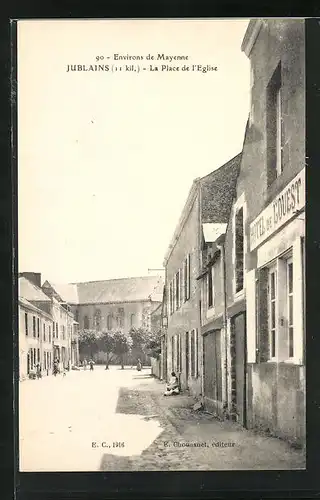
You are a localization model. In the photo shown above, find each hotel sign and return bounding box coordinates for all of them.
[250,169,305,251]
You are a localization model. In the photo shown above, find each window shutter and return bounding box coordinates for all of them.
[195,329,198,377]
[258,267,269,362]
[246,269,257,363]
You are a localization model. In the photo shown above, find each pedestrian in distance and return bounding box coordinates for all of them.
[83,358,87,370]
[89,359,94,371]
[36,363,42,379]
[53,360,58,376]
[137,359,142,372]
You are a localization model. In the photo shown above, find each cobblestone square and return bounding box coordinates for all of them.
[19,366,305,471]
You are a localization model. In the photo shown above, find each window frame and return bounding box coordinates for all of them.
[24,312,28,336]
[233,194,247,299]
[286,256,294,359]
[175,270,180,310]
[267,62,284,185]
[268,265,278,361]
[207,265,214,309]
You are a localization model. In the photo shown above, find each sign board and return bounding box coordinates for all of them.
[250,169,305,251]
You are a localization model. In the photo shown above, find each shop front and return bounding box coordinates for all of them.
[246,169,305,446]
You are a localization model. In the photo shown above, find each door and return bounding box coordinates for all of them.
[203,330,222,406]
[185,331,189,384]
[233,313,247,427]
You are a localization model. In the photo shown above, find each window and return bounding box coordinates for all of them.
[176,334,182,373]
[107,315,112,330]
[49,325,51,343]
[235,207,244,293]
[208,266,214,309]
[175,271,180,309]
[171,336,175,372]
[43,323,46,342]
[186,331,190,380]
[94,309,101,331]
[37,317,40,338]
[56,322,59,338]
[33,316,36,337]
[117,308,124,328]
[25,313,28,335]
[83,316,89,329]
[44,352,47,370]
[130,314,135,328]
[287,259,294,358]
[267,63,283,184]
[189,329,198,378]
[268,267,277,359]
[194,330,198,377]
[184,254,191,301]
[62,325,65,340]
[37,348,40,363]
[169,281,173,315]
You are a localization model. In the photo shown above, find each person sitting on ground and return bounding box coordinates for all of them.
[164,372,180,396]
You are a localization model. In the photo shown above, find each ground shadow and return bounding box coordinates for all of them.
[115,387,158,415]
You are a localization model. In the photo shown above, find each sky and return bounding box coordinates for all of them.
[18,19,250,284]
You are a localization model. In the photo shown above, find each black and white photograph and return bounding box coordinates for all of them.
[17,18,306,472]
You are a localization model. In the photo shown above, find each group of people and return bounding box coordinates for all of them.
[80,358,95,371]
[53,358,68,376]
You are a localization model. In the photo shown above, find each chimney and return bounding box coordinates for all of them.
[19,272,42,288]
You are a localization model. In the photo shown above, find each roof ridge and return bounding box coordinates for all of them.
[70,275,160,285]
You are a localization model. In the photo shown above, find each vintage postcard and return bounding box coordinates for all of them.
[17,18,306,473]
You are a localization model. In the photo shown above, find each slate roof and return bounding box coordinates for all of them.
[48,282,79,304]
[45,275,164,305]
[200,153,241,224]
[19,276,51,303]
[75,275,164,304]
[19,296,52,319]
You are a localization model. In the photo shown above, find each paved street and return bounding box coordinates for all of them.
[19,366,305,471]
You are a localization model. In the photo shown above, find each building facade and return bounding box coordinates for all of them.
[18,276,54,379]
[164,179,202,396]
[163,156,240,397]
[161,19,305,447]
[43,276,163,365]
[239,19,305,445]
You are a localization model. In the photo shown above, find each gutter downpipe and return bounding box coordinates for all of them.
[217,236,229,418]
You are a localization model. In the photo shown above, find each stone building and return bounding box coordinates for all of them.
[45,276,164,365]
[18,275,54,379]
[161,19,305,447]
[238,19,305,445]
[197,155,241,417]
[163,156,240,397]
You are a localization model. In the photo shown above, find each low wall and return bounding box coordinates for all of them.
[247,362,305,446]
[150,357,161,378]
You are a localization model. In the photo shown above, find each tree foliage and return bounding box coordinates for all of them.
[112,330,133,369]
[130,326,162,359]
[144,328,162,360]
[99,329,116,353]
[78,329,101,358]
